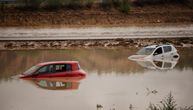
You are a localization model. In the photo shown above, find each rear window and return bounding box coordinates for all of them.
[163,46,172,53]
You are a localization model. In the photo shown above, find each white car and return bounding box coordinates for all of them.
[128,44,179,61]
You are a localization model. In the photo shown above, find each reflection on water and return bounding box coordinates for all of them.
[0,48,193,110]
[130,58,179,70]
[35,80,77,90]
[23,77,85,90]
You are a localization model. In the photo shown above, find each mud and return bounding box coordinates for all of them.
[0,38,193,50]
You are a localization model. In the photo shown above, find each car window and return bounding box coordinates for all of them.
[137,47,155,55]
[55,64,65,72]
[54,64,72,72]
[153,47,163,56]
[37,65,49,74]
[163,46,172,53]
[37,65,55,74]
[48,65,55,73]
[37,64,72,74]
[66,64,72,71]
[23,65,40,75]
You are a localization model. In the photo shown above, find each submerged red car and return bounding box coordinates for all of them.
[20,61,86,78]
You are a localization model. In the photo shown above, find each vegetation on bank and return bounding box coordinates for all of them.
[7,0,131,13]
[147,92,193,110]
[134,0,193,6]
[1,0,193,13]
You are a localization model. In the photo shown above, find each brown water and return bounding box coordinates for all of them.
[0,48,193,110]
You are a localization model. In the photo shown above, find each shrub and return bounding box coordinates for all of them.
[147,92,193,110]
[64,0,83,9]
[112,0,122,7]
[28,0,42,9]
[84,0,94,8]
[185,0,193,8]
[101,0,112,9]
[47,0,62,9]
[119,0,130,13]
[134,0,192,6]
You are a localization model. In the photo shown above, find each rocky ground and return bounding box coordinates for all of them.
[0,38,193,50]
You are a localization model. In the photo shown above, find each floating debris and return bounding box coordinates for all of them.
[146,88,158,96]
[110,104,116,110]
[96,104,103,109]
[129,104,134,110]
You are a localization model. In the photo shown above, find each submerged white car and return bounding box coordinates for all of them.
[128,44,179,60]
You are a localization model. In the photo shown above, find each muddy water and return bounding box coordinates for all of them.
[0,48,193,110]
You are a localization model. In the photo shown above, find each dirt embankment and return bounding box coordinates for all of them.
[0,3,193,27]
[0,38,193,50]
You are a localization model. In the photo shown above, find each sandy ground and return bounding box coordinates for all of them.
[0,24,192,40]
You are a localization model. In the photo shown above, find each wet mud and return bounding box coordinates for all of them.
[0,38,193,50]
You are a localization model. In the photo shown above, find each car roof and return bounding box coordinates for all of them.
[37,61,78,66]
[145,44,173,48]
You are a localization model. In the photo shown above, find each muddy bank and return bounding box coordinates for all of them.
[0,38,193,50]
[0,4,193,27]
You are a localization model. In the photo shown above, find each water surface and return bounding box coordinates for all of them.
[0,48,193,110]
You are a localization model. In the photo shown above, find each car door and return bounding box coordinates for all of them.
[163,45,172,58]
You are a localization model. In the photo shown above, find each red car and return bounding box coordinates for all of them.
[20,61,86,78]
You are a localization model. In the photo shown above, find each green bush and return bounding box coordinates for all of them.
[101,0,112,9]
[120,0,130,13]
[185,0,193,8]
[111,0,131,13]
[47,0,62,9]
[28,0,42,9]
[112,0,121,7]
[63,0,83,9]
[134,0,192,6]
[84,0,94,8]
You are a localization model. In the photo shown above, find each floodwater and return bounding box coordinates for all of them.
[0,48,193,110]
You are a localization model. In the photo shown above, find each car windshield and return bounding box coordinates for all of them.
[23,65,40,75]
[137,47,156,55]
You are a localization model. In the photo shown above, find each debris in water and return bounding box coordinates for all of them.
[146,88,158,96]
[96,104,103,109]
